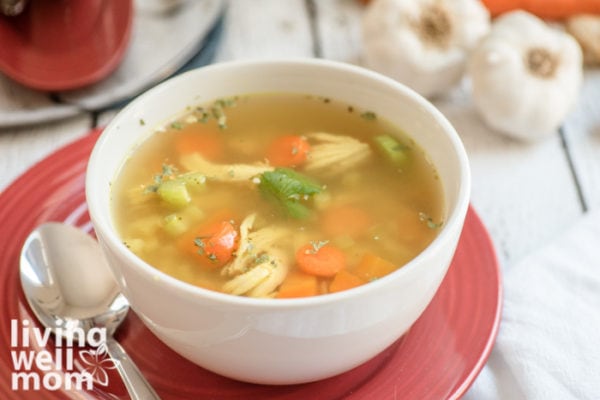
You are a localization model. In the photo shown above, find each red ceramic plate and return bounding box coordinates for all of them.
[0,130,502,399]
[0,0,133,91]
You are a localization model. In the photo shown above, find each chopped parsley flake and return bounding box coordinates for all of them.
[144,163,177,193]
[193,238,205,255]
[254,253,270,265]
[361,111,377,121]
[170,121,184,130]
[419,212,443,229]
[306,240,329,254]
[191,97,238,129]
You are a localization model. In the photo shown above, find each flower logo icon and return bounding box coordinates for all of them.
[79,343,117,386]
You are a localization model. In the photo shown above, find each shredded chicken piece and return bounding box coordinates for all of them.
[222,214,288,277]
[304,132,371,175]
[180,152,273,182]
[222,249,289,298]
[221,214,291,298]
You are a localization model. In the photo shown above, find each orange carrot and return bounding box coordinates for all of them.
[178,220,238,269]
[175,129,224,161]
[296,242,346,277]
[329,270,366,293]
[276,271,319,298]
[353,253,397,281]
[481,0,600,19]
[266,135,311,167]
[322,204,372,238]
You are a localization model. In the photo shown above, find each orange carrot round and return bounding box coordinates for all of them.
[266,135,311,167]
[180,220,238,268]
[481,0,600,19]
[296,242,346,277]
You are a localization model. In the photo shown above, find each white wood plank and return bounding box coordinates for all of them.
[434,87,583,266]
[563,69,600,211]
[313,0,365,63]
[0,114,92,191]
[214,0,314,61]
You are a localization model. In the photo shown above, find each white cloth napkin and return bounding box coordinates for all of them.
[464,210,600,400]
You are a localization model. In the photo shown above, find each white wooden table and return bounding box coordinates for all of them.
[1,0,599,396]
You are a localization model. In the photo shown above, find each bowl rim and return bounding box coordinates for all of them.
[86,58,471,309]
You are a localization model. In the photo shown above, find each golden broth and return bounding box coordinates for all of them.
[111,93,444,298]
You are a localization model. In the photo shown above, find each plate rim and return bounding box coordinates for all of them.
[0,129,502,399]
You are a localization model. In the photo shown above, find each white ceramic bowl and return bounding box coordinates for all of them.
[86,59,470,385]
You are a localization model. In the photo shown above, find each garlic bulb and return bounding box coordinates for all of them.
[468,11,583,141]
[566,14,600,66]
[362,0,490,98]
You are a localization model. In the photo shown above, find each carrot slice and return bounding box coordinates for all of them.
[178,220,238,269]
[329,270,366,293]
[353,252,397,281]
[322,204,372,237]
[481,0,600,19]
[296,242,346,277]
[175,128,223,161]
[276,271,319,298]
[266,135,311,167]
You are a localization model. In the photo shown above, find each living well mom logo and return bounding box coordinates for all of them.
[10,319,117,391]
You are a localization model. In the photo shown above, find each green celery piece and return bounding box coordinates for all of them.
[157,179,191,208]
[163,213,187,236]
[374,134,410,166]
[259,168,321,219]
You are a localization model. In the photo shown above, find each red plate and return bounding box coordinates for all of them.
[0,0,132,91]
[0,129,502,399]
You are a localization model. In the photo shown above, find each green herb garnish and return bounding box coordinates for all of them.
[144,163,177,193]
[258,168,322,219]
[361,111,377,121]
[307,240,329,254]
[254,253,270,265]
[193,238,206,255]
[419,212,443,229]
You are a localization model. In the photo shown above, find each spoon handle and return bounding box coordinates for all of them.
[105,338,161,399]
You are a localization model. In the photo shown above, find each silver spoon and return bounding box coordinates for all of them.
[20,222,161,400]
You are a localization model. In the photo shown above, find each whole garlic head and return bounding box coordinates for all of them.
[468,11,583,141]
[362,0,490,98]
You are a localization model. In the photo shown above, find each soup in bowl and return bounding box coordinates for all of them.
[86,59,470,384]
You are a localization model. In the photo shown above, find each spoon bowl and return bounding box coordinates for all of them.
[19,222,160,399]
[20,223,128,337]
